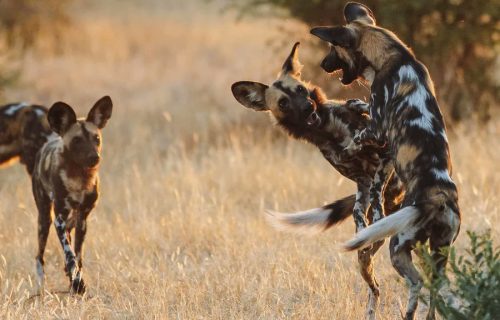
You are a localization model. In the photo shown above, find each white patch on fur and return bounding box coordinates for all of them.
[393,226,418,252]
[265,207,332,234]
[440,128,449,143]
[446,207,460,237]
[383,86,389,106]
[407,85,430,110]
[398,65,419,81]
[36,259,44,289]
[34,108,46,117]
[3,102,28,116]
[407,114,434,132]
[362,67,375,85]
[54,217,65,229]
[345,206,420,251]
[396,65,437,133]
[431,168,453,183]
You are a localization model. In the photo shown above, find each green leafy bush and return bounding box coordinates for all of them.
[418,231,500,319]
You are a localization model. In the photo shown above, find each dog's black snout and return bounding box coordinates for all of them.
[306,100,314,110]
[87,154,100,166]
[321,57,335,73]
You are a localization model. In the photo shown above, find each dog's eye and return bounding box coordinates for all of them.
[296,85,307,95]
[278,98,289,111]
[94,135,100,144]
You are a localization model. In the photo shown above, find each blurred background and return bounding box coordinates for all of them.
[1,0,498,123]
[0,0,498,318]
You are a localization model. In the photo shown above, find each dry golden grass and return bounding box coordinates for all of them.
[0,0,499,319]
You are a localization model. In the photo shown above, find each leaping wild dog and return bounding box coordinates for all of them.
[33,96,113,294]
[0,103,52,175]
[311,3,461,319]
[232,42,404,319]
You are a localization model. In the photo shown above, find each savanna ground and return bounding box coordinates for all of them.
[0,1,498,319]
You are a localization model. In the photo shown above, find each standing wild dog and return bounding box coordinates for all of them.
[33,96,113,294]
[232,42,404,319]
[311,3,460,319]
[0,103,52,175]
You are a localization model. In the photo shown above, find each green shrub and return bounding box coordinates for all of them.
[418,231,500,319]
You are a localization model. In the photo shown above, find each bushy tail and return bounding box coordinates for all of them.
[344,205,420,251]
[265,194,355,234]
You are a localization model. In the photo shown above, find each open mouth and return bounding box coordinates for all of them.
[306,111,321,127]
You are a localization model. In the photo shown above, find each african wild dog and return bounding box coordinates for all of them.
[311,3,461,319]
[33,96,113,294]
[232,42,404,319]
[0,103,52,175]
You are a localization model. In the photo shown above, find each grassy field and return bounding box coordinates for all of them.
[0,0,499,319]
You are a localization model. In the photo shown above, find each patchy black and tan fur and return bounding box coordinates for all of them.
[0,103,52,175]
[232,43,404,319]
[311,3,461,319]
[32,96,113,294]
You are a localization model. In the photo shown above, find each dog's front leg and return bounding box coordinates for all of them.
[345,99,369,114]
[353,182,370,232]
[73,190,97,294]
[354,181,381,320]
[53,199,81,294]
[369,153,394,223]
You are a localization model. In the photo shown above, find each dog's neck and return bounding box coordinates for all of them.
[354,23,414,82]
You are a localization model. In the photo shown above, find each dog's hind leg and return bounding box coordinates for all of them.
[369,156,394,223]
[426,207,460,320]
[354,182,382,319]
[358,248,380,320]
[390,236,422,320]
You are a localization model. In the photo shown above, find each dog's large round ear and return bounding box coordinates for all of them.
[344,2,376,25]
[48,102,77,135]
[231,81,269,111]
[310,26,357,48]
[281,42,303,77]
[87,95,113,129]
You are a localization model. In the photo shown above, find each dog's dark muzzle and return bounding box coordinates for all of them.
[86,154,100,168]
[320,55,341,73]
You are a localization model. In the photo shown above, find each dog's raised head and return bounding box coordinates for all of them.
[311,2,408,85]
[232,42,324,135]
[48,96,112,169]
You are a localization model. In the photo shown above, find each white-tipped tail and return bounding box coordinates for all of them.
[266,207,332,234]
[344,205,420,251]
[265,195,355,234]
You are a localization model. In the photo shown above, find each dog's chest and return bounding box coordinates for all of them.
[60,169,97,206]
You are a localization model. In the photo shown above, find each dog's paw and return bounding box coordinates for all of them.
[344,140,362,155]
[70,277,86,295]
